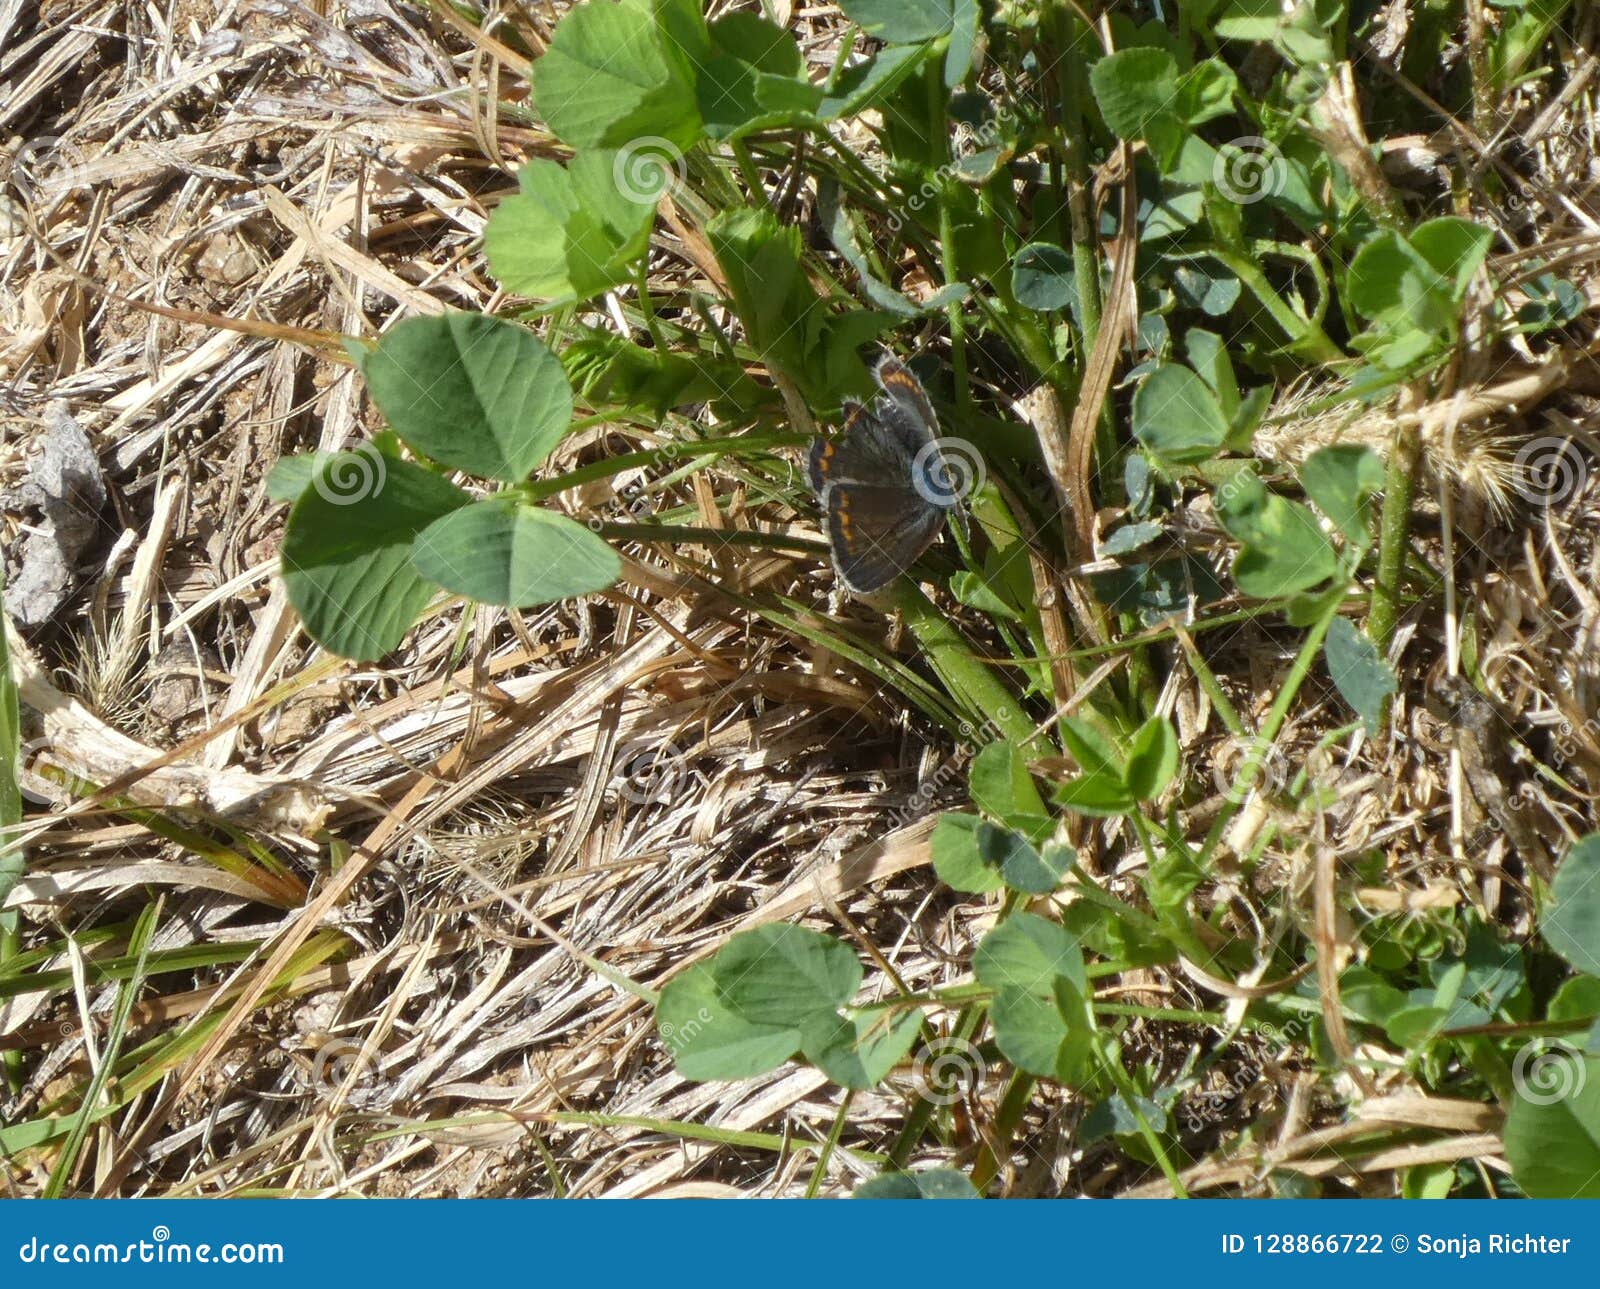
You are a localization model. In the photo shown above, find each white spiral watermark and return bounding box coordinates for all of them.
[1512,436,1587,507]
[310,1038,379,1098]
[912,437,985,507]
[1512,1040,1587,1106]
[16,737,93,803]
[7,136,91,205]
[1212,136,1287,205]
[911,1036,987,1106]
[1211,733,1291,804]
[612,136,685,204]
[613,736,692,805]
[312,443,387,506]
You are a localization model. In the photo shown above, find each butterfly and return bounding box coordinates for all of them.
[807,357,958,594]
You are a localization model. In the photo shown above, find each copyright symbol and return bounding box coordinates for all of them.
[1390,1234,1408,1252]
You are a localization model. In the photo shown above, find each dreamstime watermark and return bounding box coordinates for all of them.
[1181,1016,1307,1133]
[584,443,686,534]
[612,736,704,805]
[1210,733,1293,805]
[16,1227,283,1266]
[912,437,986,508]
[309,1037,380,1102]
[1512,436,1588,507]
[910,1036,987,1106]
[659,1006,714,1057]
[887,106,1016,232]
[6,135,91,206]
[885,755,968,833]
[612,136,685,204]
[1511,1039,1587,1106]
[882,706,1016,833]
[14,738,94,805]
[1485,711,1600,825]
[1212,136,1287,205]
[1551,716,1600,775]
[615,452,684,516]
[312,442,387,506]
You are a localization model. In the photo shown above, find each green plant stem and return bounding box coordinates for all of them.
[0,924,18,1092]
[1129,809,1219,966]
[1096,1032,1188,1197]
[520,432,808,503]
[886,1003,987,1167]
[45,898,160,1197]
[1094,1003,1227,1024]
[598,522,826,556]
[886,889,1022,1170]
[1207,249,1344,364]
[970,1068,1036,1193]
[978,294,1060,383]
[1174,627,1245,736]
[370,1110,887,1164]
[1369,419,1422,657]
[634,256,668,351]
[729,139,767,204]
[1195,587,1347,872]
[1,578,23,1093]
[806,1090,856,1198]
[1052,8,1102,352]
[938,195,969,406]
[890,582,1045,754]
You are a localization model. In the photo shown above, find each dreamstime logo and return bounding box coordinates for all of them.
[883,708,1013,833]
[613,736,700,805]
[913,437,985,507]
[612,136,685,204]
[888,106,1016,231]
[957,707,1012,750]
[312,442,387,505]
[1181,1017,1306,1133]
[15,737,93,803]
[659,1007,713,1055]
[911,1036,987,1106]
[1512,1040,1587,1106]
[1512,436,1587,507]
[310,1038,379,1100]
[617,478,651,519]
[616,456,677,514]
[1550,716,1600,776]
[7,135,91,205]
[1210,733,1291,804]
[1212,136,1287,205]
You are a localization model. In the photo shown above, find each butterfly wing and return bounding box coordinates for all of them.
[808,355,952,591]
[823,482,947,594]
[871,356,942,462]
[808,400,914,495]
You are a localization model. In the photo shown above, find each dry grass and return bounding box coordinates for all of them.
[3,0,1600,1197]
[0,0,994,1198]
